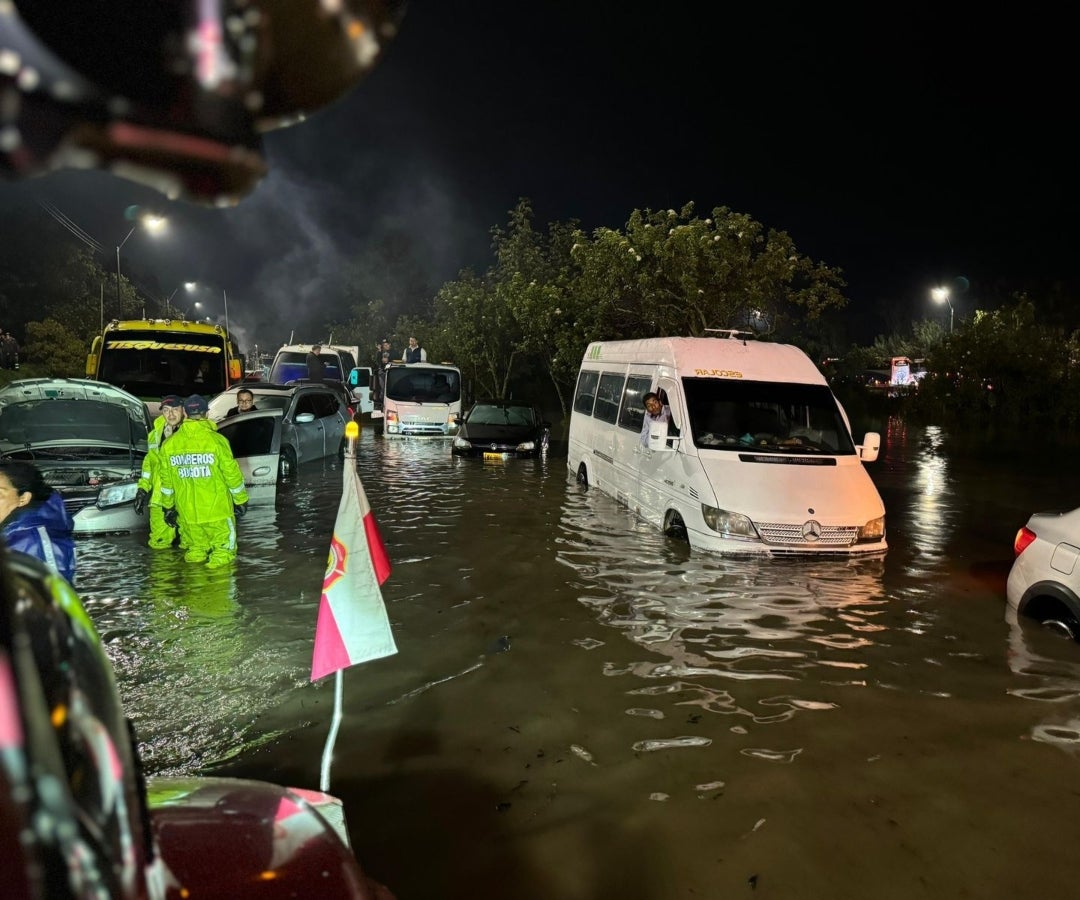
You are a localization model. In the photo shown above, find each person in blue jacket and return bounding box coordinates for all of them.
[0,460,76,584]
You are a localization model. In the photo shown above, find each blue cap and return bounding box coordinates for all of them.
[184,394,209,415]
[161,394,184,408]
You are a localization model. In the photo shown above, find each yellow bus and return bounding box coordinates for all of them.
[86,319,243,414]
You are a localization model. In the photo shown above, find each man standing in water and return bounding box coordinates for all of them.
[134,394,186,549]
[158,395,248,568]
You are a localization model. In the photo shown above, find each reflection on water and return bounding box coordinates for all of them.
[557,487,889,740]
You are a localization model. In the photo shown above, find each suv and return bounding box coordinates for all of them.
[208,382,349,480]
[1008,507,1080,639]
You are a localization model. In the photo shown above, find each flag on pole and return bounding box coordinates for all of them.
[310,458,397,681]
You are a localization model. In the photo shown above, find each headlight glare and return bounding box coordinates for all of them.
[453,437,472,449]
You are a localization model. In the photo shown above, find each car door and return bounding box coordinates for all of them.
[310,389,347,457]
[215,409,282,488]
[289,391,326,462]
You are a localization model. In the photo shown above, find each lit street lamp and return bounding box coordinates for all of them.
[183,301,202,320]
[116,214,166,319]
[932,286,954,333]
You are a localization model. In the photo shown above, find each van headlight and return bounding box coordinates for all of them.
[701,504,759,539]
[453,437,472,449]
[97,479,140,509]
[857,516,886,542]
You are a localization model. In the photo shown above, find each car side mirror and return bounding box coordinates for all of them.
[295,412,316,424]
[347,367,360,387]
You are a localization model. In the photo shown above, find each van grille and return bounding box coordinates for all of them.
[756,522,859,546]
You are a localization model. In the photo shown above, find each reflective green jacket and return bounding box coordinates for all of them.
[157,418,248,523]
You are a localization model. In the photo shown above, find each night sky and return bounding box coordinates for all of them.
[2,3,1074,352]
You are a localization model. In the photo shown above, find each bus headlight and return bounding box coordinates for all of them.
[701,505,759,539]
[857,516,886,542]
[97,479,140,509]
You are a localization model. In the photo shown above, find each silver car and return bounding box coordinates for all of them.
[208,383,349,482]
[1007,507,1080,639]
[0,378,152,534]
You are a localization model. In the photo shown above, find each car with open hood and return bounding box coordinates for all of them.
[0,378,153,534]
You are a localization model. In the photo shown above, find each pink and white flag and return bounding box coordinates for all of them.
[310,461,397,681]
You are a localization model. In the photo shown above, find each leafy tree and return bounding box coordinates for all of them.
[23,318,89,377]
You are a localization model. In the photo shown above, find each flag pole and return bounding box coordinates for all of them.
[320,670,345,791]
[319,420,359,792]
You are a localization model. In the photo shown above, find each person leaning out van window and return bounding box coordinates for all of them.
[0,460,76,583]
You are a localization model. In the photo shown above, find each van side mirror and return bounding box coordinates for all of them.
[647,419,676,453]
[858,431,881,462]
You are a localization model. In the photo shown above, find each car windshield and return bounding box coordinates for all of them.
[468,404,536,427]
[682,378,855,454]
[0,399,145,447]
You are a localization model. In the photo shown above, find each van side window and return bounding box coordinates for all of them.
[594,372,624,424]
[618,375,652,431]
[573,370,600,415]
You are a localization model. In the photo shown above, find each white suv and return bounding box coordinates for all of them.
[1007,507,1080,639]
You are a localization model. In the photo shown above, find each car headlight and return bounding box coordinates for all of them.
[701,504,759,539]
[97,479,140,509]
[453,437,472,449]
[515,441,536,451]
[857,516,886,542]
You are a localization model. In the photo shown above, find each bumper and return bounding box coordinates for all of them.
[72,502,147,535]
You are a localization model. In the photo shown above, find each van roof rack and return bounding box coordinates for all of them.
[704,328,756,341]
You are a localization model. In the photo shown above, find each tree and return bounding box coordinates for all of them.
[23,318,89,377]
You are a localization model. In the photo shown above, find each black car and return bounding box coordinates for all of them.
[451,400,549,459]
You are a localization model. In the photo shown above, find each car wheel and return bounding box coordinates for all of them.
[278,445,297,480]
[664,509,689,543]
[576,462,588,487]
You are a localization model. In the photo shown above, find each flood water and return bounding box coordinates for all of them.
[76,420,1080,899]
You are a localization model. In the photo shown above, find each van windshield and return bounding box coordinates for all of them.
[682,378,855,455]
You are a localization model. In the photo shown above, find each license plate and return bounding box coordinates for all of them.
[483,452,508,461]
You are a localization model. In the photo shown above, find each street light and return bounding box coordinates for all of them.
[183,301,202,320]
[116,214,167,319]
[932,286,954,333]
[165,281,196,317]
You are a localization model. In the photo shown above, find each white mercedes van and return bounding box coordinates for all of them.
[566,332,886,555]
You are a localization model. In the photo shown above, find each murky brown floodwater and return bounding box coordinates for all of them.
[77,420,1080,899]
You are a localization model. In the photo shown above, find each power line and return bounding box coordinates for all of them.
[37,200,105,254]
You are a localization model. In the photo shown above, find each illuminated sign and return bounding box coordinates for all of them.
[105,341,223,353]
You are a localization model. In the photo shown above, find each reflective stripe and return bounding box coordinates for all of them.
[35,526,59,575]
[160,487,174,496]
[229,485,244,494]
[140,469,151,479]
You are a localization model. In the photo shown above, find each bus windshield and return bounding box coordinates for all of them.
[98,329,228,397]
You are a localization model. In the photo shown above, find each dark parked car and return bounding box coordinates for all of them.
[451,400,549,459]
[208,383,349,481]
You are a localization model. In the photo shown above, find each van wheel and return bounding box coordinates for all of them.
[576,463,589,487]
[664,510,689,543]
[278,446,297,480]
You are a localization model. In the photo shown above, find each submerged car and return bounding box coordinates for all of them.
[451,400,550,459]
[208,383,349,481]
[1007,506,1080,639]
[0,378,152,534]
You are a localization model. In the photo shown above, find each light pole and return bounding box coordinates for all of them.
[165,281,196,317]
[932,286,953,333]
[115,214,166,319]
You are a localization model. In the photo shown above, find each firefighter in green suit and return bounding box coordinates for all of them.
[158,395,249,568]
[134,395,186,549]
